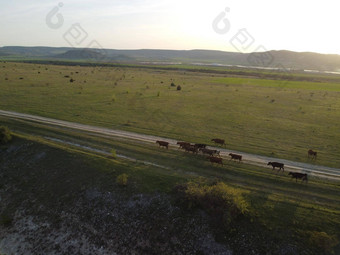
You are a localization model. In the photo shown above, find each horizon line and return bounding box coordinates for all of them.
[1,45,340,56]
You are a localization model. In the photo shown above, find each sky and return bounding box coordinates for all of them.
[0,0,340,55]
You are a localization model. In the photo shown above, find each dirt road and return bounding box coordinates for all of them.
[1,109,339,181]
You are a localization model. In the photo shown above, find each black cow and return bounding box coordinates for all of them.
[194,143,207,149]
[289,172,308,183]
[199,148,219,156]
[267,162,284,172]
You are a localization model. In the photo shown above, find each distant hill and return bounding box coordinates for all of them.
[1,46,340,71]
[263,50,340,72]
[53,49,105,60]
[0,51,9,57]
[0,46,68,57]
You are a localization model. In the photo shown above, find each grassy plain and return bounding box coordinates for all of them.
[1,116,340,254]
[0,61,340,168]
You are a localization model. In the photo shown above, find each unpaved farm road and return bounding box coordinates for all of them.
[1,109,339,181]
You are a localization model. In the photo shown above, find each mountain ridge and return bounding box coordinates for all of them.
[1,46,340,71]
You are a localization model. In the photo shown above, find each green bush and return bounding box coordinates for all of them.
[110,149,117,159]
[116,173,128,186]
[174,179,249,225]
[309,231,339,254]
[0,126,12,144]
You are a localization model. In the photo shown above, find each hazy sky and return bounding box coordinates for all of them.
[1,0,339,54]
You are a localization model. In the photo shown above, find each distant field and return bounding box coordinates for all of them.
[1,61,340,167]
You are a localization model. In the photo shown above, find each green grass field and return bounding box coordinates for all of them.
[1,61,340,169]
[1,116,339,254]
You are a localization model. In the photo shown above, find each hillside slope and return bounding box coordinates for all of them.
[1,46,340,71]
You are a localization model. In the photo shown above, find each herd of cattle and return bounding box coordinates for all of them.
[156,139,312,183]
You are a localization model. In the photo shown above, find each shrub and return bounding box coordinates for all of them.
[157,91,160,97]
[110,149,117,159]
[177,85,182,91]
[174,179,249,225]
[0,126,12,144]
[116,173,128,186]
[171,82,175,87]
[309,231,339,254]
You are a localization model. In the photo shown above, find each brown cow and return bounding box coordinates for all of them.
[288,172,308,183]
[199,148,220,156]
[211,138,226,147]
[156,140,169,149]
[308,149,317,159]
[177,141,191,149]
[183,144,198,154]
[208,156,223,166]
[229,153,242,162]
[267,162,284,172]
